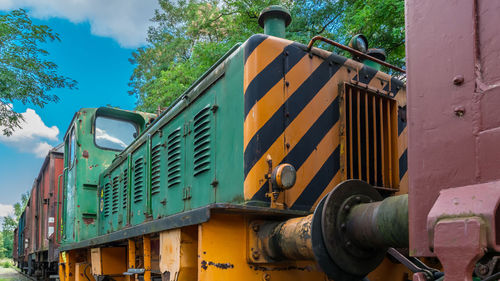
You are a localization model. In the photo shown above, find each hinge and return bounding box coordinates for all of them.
[183,121,191,136]
[182,187,192,200]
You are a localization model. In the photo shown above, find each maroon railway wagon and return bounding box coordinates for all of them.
[16,145,64,278]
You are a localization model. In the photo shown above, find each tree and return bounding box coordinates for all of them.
[129,0,405,112]
[1,216,16,258]
[0,9,77,136]
[14,191,29,221]
[0,191,29,258]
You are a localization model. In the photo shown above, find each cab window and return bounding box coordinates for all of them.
[95,116,138,151]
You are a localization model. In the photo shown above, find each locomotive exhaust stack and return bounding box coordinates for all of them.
[258,5,291,38]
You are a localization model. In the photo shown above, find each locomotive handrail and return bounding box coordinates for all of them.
[55,167,67,243]
[306,35,406,74]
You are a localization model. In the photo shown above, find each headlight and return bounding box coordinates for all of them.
[271,164,296,190]
[349,34,368,53]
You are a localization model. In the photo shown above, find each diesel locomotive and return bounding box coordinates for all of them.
[13,3,500,281]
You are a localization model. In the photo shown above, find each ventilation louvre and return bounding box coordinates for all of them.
[167,128,181,188]
[151,143,162,195]
[122,168,128,209]
[344,84,398,189]
[133,157,144,203]
[193,106,211,176]
[111,176,119,214]
[103,182,111,217]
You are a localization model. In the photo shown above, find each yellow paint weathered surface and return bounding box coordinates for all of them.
[90,247,127,276]
[159,227,197,281]
[198,213,328,281]
[75,262,95,281]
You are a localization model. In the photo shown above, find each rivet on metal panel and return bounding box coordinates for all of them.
[263,273,271,281]
[454,106,466,117]
[453,75,465,85]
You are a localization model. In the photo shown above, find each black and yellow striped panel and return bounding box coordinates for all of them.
[243,34,407,211]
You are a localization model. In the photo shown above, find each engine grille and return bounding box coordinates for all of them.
[344,83,399,190]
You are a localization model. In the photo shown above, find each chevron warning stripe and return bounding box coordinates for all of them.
[242,35,407,210]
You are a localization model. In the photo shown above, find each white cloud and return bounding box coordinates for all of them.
[0,204,14,217]
[0,0,159,48]
[0,108,59,158]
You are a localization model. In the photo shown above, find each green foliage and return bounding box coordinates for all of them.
[129,0,405,112]
[14,192,29,221]
[1,216,16,258]
[1,260,11,268]
[0,9,77,136]
[0,191,29,258]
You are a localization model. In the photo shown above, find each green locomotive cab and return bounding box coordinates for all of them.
[61,107,154,243]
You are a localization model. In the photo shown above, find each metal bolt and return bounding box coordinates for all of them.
[355,196,361,202]
[286,143,290,149]
[453,75,464,85]
[477,265,489,275]
[252,250,260,259]
[345,241,352,247]
[263,273,271,281]
[285,81,290,87]
[454,106,465,117]
[252,224,260,232]
[344,204,350,211]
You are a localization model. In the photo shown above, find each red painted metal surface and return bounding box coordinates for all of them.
[21,148,63,262]
[427,182,500,253]
[434,218,485,281]
[406,0,500,257]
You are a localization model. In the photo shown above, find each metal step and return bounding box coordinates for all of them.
[123,268,145,275]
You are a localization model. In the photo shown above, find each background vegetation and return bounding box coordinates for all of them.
[0,9,76,136]
[128,0,405,112]
[0,192,28,259]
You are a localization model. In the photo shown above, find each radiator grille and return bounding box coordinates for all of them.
[133,157,144,203]
[151,143,162,195]
[193,106,211,176]
[344,84,398,189]
[167,128,181,188]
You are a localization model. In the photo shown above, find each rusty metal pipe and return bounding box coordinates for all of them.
[346,194,409,249]
[306,35,406,74]
[255,181,409,281]
[258,215,315,261]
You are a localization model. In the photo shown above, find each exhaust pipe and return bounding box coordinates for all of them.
[258,5,292,38]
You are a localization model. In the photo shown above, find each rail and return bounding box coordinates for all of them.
[306,35,406,74]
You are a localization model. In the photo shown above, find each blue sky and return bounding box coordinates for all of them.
[0,1,158,216]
